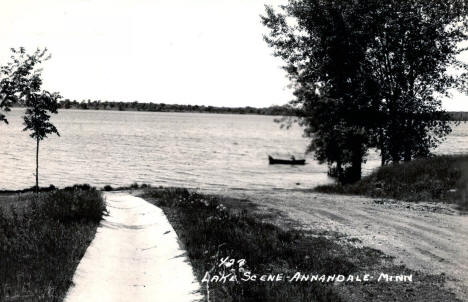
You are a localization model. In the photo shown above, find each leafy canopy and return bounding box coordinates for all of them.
[8,48,62,140]
[262,0,468,182]
[0,47,51,124]
[23,91,60,140]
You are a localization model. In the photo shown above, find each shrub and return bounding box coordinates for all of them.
[63,183,92,191]
[103,185,114,191]
[39,187,106,223]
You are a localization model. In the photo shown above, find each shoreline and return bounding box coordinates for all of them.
[9,105,294,117]
[9,105,468,121]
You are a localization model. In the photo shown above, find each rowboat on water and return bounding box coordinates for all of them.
[268,155,306,165]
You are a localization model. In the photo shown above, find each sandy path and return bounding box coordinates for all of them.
[64,192,202,302]
[218,189,468,301]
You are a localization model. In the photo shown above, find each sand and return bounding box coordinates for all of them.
[64,192,202,302]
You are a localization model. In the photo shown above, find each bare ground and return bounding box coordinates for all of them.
[214,189,468,301]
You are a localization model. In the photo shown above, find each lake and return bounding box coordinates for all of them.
[1,109,467,192]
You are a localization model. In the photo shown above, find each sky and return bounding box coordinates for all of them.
[0,0,467,110]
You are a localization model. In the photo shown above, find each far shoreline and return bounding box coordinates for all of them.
[11,102,295,117]
[9,104,468,120]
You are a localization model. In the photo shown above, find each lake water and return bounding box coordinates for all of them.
[1,109,468,192]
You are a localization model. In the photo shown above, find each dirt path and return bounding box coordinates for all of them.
[64,192,202,302]
[219,189,468,301]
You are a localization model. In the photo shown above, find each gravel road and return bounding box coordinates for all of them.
[219,189,468,301]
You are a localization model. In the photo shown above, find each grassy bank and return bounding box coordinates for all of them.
[0,185,106,302]
[315,155,468,208]
[142,187,457,302]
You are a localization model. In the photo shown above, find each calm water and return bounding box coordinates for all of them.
[1,109,468,191]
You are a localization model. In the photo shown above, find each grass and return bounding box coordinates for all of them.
[315,155,468,208]
[0,185,106,302]
[142,187,458,302]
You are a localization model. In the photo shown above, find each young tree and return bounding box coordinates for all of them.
[23,91,60,192]
[12,48,62,192]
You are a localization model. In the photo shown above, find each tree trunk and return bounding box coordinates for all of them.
[379,128,387,166]
[403,144,412,162]
[339,148,363,185]
[389,140,400,163]
[36,137,39,193]
[349,153,362,183]
[380,143,387,166]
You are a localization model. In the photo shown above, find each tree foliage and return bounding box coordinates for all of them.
[0,48,50,124]
[365,1,468,163]
[23,91,60,140]
[262,0,468,183]
[262,0,381,183]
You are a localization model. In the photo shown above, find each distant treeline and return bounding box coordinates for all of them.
[448,111,468,121]
[55,99,294,116]
[56,101,468,120]
[12,100,468,119]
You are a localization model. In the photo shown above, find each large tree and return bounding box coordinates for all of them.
[262,0,381,183]
[365,0,468,163]
[262,0,468,183]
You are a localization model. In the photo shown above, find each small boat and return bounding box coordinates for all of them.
[268,155,306,165]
